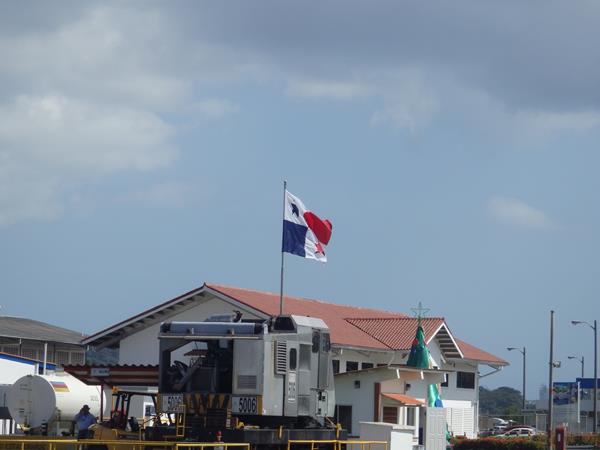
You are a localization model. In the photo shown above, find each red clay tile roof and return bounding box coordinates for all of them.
[382,393,425,406]
[454,338,508,365]
[346,317,445,349]
[83,281,507,366]
[207,284,406,350]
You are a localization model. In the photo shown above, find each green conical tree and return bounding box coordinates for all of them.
[406,324,430,369]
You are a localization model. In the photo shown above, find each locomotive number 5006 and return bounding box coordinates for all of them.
[232,395,260,414]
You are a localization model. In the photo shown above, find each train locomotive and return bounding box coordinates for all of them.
[152,314,343,444]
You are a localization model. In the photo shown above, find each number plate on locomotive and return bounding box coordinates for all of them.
[231,395,260,414]
[160,393,184,413]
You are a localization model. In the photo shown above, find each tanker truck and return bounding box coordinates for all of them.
[7,373,105,436]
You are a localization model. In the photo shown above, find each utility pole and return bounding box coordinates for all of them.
[508,346,527,411]
[572,319,597,433]
[548,310,554,450]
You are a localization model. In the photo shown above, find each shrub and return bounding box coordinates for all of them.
[452,437,545,450]
[567,434,600,447]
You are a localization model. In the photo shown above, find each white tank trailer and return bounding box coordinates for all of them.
[7,373,104,435]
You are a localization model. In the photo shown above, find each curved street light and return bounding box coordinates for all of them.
[567,355,585,378]
[571,320,597,433]
[507,346,526,411]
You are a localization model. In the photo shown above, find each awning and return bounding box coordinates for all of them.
[382,393,425,406]
[62,364,159,387]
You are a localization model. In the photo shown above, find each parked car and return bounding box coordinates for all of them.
[497,427,538,438]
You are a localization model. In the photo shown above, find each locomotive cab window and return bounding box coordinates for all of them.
[321,333,331,352]
[289,348,297,370]
[312,331,320,353]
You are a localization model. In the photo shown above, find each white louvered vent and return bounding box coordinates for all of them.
[275,341,287,375]
[237,375,257,390]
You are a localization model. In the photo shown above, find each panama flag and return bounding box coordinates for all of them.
[282,190,332,262]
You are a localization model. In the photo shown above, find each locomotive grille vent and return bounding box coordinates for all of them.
[275,340,287,374]
[237,375,257,389]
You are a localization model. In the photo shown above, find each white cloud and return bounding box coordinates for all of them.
[286,80,372,100]
[488,196,555,230]
[128,181,193,208]
[0,94,176,225]
[0,7,188,110]
[0,6,192,226]
[191,99,240,119]
[516,110,600,135]
[370,71,440,132]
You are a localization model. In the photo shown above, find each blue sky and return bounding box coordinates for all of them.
[1,1,599,399]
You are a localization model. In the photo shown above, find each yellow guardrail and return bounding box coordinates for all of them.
[287,439,388,450]
[336,440,389,450]
[175,444,250,450]
[0,438,78,450]
[0,437,383,450]
[287,439,337,450]
[0,439,250,450]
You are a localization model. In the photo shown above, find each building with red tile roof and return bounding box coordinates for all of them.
[84,283,506,367]
[82,282,507,439]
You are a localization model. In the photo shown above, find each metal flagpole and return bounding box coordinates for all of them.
[548,310,555,450]
[279,180,287,316]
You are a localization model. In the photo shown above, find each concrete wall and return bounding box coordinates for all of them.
[360,422,415,450]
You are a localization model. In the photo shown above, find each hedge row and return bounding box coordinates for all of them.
[567,434,600,446]
[452,434,600,450]
[452,437,545,450]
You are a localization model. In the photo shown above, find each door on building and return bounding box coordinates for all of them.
[335,405,353,435]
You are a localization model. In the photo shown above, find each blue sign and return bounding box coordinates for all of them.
[553,382,577,405]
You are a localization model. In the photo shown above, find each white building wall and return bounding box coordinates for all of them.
[0,358,37,385]
[332,348,406,374]
[335,370,385,436]
[336,341,479,439]
[439,361,478,438]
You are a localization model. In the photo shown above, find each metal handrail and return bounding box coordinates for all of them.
[287,439,388,450]
[336,439,389,450]
[0,438,251,450]
[0,437,383,450]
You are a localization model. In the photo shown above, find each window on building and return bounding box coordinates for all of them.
[406,407,416,426]
[335,405,353,435]
[346,361,359,372]
[2,344,19,355]
[361,362,374,370]
[456,371,475,389]
[332,359,340,374]
[441,373,449,387]
[21,347,39,360]
[382,406,398,424]
[70,352,85,365]
[55,350,70,365]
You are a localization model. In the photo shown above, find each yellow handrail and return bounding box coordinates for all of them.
[0,437,384,450]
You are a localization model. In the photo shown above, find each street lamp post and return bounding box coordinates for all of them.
[568,355,585,378]
[508,346,527,411]
[572,319,597,434]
